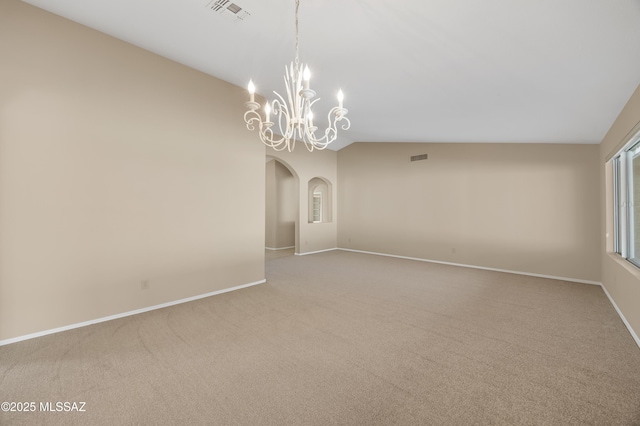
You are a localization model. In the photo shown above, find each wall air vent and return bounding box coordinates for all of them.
[207,0,250,22]
[410,154,429,162]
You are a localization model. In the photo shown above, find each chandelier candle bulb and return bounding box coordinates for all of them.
[248,80,255,103]
[303,66,310,90]
[265,102,271,122]
[338,90,344,109]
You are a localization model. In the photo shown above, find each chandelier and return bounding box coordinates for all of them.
[244,0,350,152]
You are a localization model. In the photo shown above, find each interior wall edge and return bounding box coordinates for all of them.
[599,83,640,351]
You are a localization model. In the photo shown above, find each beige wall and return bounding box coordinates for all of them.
[0,0,265,341]
[265,160,278,248]
[265,160,296,249]
[267,148,338,254]
[600,84,640,340]
[338,143,600,282]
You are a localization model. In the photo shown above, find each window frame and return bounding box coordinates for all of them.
[613,155,621,255]
[612,128,640,268]
[312,191,322,223]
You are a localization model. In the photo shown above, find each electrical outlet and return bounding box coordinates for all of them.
[141,280,150,290]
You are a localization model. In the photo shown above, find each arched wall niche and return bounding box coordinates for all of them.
[307,176,332,223]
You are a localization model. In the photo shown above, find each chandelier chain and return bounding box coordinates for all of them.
[294,0,300,68]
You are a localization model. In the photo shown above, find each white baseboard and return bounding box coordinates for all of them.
[338,248,640,349]
[599,284,640,349]
[265,246,295,251]
[5,248,637,351]
[337,248,601,285]
[0,279,266,347]
[295,248,338,256]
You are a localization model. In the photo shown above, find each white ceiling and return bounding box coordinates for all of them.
[22,0,640,150]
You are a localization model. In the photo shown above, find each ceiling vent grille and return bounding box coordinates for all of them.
[207,0,250,22]
[410,154,429,162]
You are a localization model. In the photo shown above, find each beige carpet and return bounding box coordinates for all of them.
[1,250,639,425]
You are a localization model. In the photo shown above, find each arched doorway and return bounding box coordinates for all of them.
[265,156,299,258]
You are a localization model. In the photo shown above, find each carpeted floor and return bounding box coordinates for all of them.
[1,250,639,425]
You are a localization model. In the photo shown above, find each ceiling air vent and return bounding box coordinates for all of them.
[207,0,250,22]
[410,154,429,162]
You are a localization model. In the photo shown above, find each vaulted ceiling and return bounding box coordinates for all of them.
[22,0,640,150]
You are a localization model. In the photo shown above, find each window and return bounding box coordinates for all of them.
[312,191,322,223]
[612,129,640,267]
